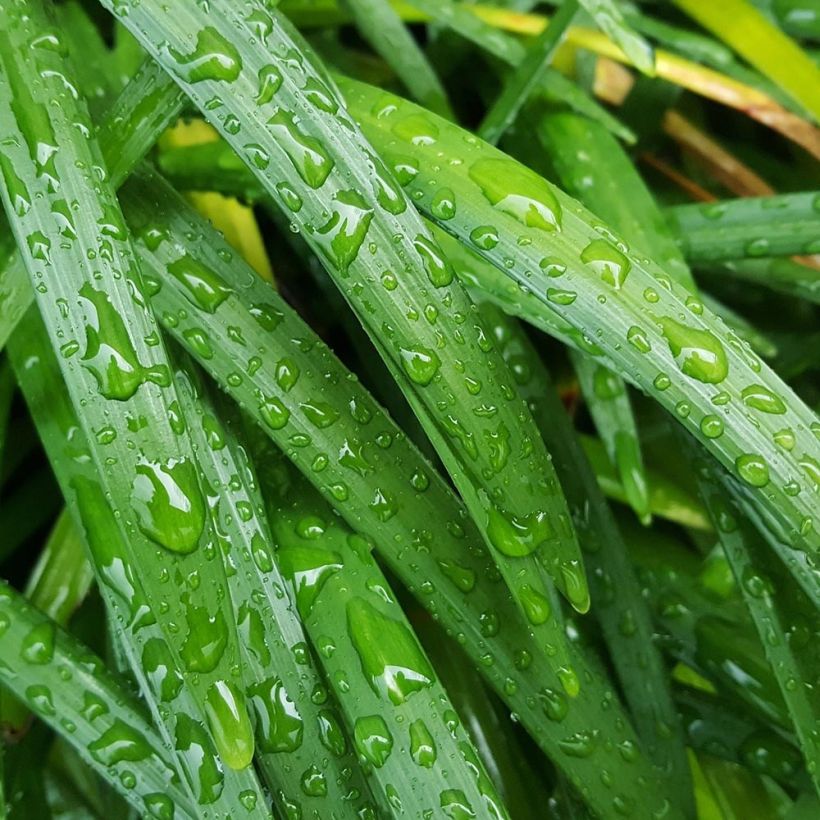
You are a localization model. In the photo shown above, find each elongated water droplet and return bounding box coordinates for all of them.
[347,597,435,705]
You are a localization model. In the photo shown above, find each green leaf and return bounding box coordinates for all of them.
[694,454,820,796]
[0,0,261,804]
[252,434,510,818]
[666,191,820,262]
[402,0,635,142]
[340,0,453,117]
[478,0,579,145]
[0,580,196,819]
[673,0,820,123]
[575,0,656,75]
[340,77,820,601]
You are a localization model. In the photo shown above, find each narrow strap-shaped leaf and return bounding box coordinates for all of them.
[171,355,375,817]
[251,434,510,819]
[7,308,270,814]
[0,0,261,802]
[477,300,694,816]
[340,0,453,117]
[693,455,820,796]
[23,510,94,625]
[98,0,591,620]
[478,0,578,144]
[116,166,672,817]
[341,77,820,601]
[574,0,655,74]
[710,257,820,306]
[403,0,634,142]
[0,580,196,819]
[666,191,820,262]
[673,0,820,122]
[0,54,185,352]
[675,685,803,789]
[570,348,651,524]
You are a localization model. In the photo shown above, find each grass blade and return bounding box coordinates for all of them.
[252,434,510,818]
[404,0,634,142]
[0,0,263,805]
[340,0,453,116]
[341,77,820,597]
[666,191,820,262]
[673,0,820,123]
[575,0,655,74]
[569,350,652,523]
[478,0,579,144]
[0,580,196,818]
[709,257,820,305]
[172,355,376,817]
[7,307,270,813]
[478,299,694,815]
[694,454,820,796]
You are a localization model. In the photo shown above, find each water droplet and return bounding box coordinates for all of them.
[347,597,435,705]
[267,109,334,188]
[741,384,786,414]
[409,719,437,767]
[735,453,770,487]
[469,157,561,232]
[399,345,440,385]
[659,317,728,384]
[581,239,631,289]
[205,680,254,769]
[169,27,242,83]
[132,457,206,553]
[353,714,393,768]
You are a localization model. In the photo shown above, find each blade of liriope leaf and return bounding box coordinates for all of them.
[116,166,673,818]
[249,433,510,819]
[578,433,711,531]
[401,0,635,142]
[24,511,94,624]
[673,0,820,123]
[478,0,578,145]
[675,685,803,789]
[623,9,734,68]
[538,107,688,524]
[0,580,196,819]
[171,355,375,818]
[340,0,452,117]
[709,257,820,306]
[7,308,269,814]
[0,0,261,802]
[0,55,184,353]
[693,455,820,796]
[340,77,820,600]
[0,508,95,736]
[628,523,794,731]
[411,614,550,820]
[567,349,652,523]
[666,191,820,262]
[0,508,94,735]
[574,0,655,74]
[476,299,694,816]
[97,1,592,618]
